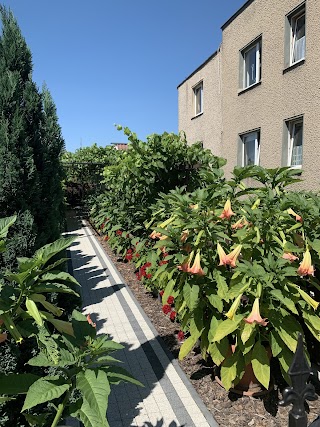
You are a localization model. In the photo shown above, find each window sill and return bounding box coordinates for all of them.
[288,165,302,170]
[283,59,305,74]
[191,112,203,120]
[238,81,261,96]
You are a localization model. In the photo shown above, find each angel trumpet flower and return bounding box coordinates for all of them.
[178,251,194,272]
[231,217,248,230]
[225,294,242,320]
[287,208,303,223]
[282,252,298,262]
[188,252,205,276]
[244,298,268,326]
[180,229,189,243]
[297,248,315,276]
[217,243,242,268]
[219,199,235,220]
[149,230,162,239]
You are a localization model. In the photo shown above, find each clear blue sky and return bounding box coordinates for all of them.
[1,0,245,152]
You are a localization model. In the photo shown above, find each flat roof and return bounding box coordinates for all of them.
[221,0,255,30]
[177,49,218,89]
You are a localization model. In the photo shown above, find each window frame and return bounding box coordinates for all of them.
[193,81,203,117]
[286,117,303,169]
[290,9,306,64]
[239,37,262,91]
[238,130,260,167]
[284,2,306,70]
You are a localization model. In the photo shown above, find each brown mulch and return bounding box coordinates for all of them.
[90,224,320,427]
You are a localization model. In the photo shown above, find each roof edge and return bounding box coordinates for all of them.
[221,0,255,31]
[177,49,219,89]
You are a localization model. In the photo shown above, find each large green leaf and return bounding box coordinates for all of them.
[251,341,270,389]
[207,294,223,313]
[34,236,75,264]
[0,373,40,395]
[179,335,199,360]
[75,396,109,427]
[39,271,80,286]
[0,215,16,239]
[22,376,70,411]
[208,338,229,366]
[103,366,143,386]
[76,369,110,427]
[32,283,79,296]
[220,351,238,390]
[213,315,243,342]
[183,283,199,311]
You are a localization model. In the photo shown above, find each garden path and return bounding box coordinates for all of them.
[65,211,218,427]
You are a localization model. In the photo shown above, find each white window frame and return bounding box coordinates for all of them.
[290,9,305,65]
[193,82,203,116]
[240,131,260,166]
[287,118,303,168]
[242,40,261,89]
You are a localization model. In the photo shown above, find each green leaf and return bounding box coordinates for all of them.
[270,289,298,314]
[270,330,283,357]
[103,366,143,387]
[71,310,96,341]
[162,279,175,305]
[269,310,302,352]
[208,338,229,366]
[76,369,110,426]
[220,351,238,390]
[26,298,43,326]
[240,322,255,344]
[179,335,198,360]
[40,271,80,286]
[213,315,243,342]
[251,341,270,389]
[183,283,200,311]
[32,283,79,296]
[22,376,70,411]
[34,237,75,265]
[0,215,16,239]
[207,294,223,313]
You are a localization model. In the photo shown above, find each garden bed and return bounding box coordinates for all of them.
[90,222,320,427]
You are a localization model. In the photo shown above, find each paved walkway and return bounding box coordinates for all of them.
[66,212,218,427]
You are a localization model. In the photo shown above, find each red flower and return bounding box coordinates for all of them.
[162,252,169,258]
[125,254,133,261]
[145,262,152,268]
[116,230,123,236]
[127,248,133,254]
[146,273,152,279]
[177,331,185,341]
[162,304,171,314]
[159,260,168,266]
[103,235,109,241]
[167,295,174,305]
[159,290,164,297]
[170,311,177,321]
[135,253,140,258]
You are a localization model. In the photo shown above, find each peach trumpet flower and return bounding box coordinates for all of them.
[149,230,162,239]
[282,252,299,262]
[87,314,96,328]
[217,243,242,268]
[244,298,268,326]
[178,251,194,272]
[180,229,189,243]
[219,199,235,220]
[231,217,248,230]
[297,248,315,277]
[287,208,303,223]
[188,252,205,276]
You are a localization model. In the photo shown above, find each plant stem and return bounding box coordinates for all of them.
[51,391,70,427]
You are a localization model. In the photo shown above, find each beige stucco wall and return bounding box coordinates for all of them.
[178,51,223,157]
[221,0,320,190]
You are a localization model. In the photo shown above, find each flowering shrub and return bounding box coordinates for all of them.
[146,166,320,390]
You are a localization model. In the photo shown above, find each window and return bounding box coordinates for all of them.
[238,131,260,166]
[193,82,203,116]
[291,9,305,64]
[284,3,306,68]
[286,118,303,167]
[240,38,261,90]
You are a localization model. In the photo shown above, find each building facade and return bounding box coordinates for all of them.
[177,0,320,190]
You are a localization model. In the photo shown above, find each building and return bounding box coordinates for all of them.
[177,0,320,190]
